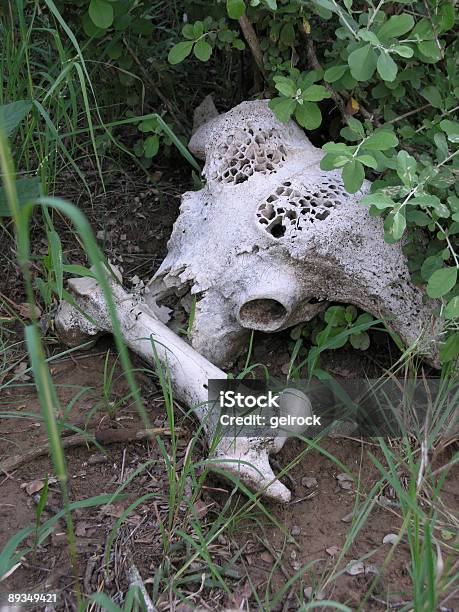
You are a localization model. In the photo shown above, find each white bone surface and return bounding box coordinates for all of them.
[146,100,441,368]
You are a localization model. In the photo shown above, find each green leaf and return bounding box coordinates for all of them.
[227,0,245,19]
[193,21,204,38]
[444,296,459,319]
[324,65,348,83]
[420,86,443,109]
[144,135,160,158]
[132,18,154,35]
[359,30,380,45]
[421,255,443,281]
[88,0,114,29]
[348,44,377,81]
[356,154,378,169]
[377,14,414,40]
[377,52,398,82]
[194,39,212,61]
[360,193,394,209]
[438,2,455,32]
[113,14,131,31]
[168,41,193,65]
[342,159,365,193]
[347,117,365,138]
[274,78,296,97]
[106,42,123,60]
[324,305,347,326]
[301,85,331,102]
[350,331,370,350]
[280,22,295,45]
[391,45,413,58]
[406,210,431,226]
[396,150,417,187]
[0,100,32,136]
[418,40,442,62]
[426,267,457,298]
[182,23,196,40]
[440,119,459,143]
[364,130,398,151]
[269,97,296,123]
[390,211,406,240]
[295,101,322,130]
[440,332,459,363]
[0,177,41,216]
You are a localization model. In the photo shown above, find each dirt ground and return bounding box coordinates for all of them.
[0,161,458,610]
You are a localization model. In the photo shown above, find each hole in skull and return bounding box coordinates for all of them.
[239,299,288,331]
[256,174,349,239]
[211,127,287,185]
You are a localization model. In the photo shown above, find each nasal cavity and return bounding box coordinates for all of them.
[238,298,288,331]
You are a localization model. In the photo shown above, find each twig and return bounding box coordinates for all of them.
[387,103,432,124]
[125,552,158,612]
[0,427,175,473]
[422,0,443,58]
[238,15,266,78]
[124,41,182,127]
[303,34,378,125]
[305,37,346,117]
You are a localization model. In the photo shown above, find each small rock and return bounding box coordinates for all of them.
[341,511,354,523]
[365,564,379,576]
[75,522,87,537]
[304,587,325,600]
[88,453,108,465]
[301,477,318,488]
[281,362,291,375]
[260,551,274,564]
[21,477,57,495]
[337,472,353,482]
[303,587,313,600]
[338,480,353,490]
[325,545,339,557]
[383,533,398,545]
[291,525,301,537]
[345,560,365,576]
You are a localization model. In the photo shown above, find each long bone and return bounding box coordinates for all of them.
[54,270,292,503]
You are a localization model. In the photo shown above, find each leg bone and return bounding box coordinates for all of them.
[54,270,291,502]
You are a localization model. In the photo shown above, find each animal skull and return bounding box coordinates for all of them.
[146,100,440,368]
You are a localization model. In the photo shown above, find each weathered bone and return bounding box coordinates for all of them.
[146,100,441,368]
[55,270,291,502]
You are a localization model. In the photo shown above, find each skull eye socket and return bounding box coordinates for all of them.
[238,298,288,331]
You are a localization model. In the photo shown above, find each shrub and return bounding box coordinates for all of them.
[167,0,458,363]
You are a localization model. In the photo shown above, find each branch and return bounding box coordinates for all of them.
[1,427,175,473]
[304,34,378,125]
[305,37,346,117]
[238,15,266,79]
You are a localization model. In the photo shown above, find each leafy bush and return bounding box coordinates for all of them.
[167,0,458,364]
